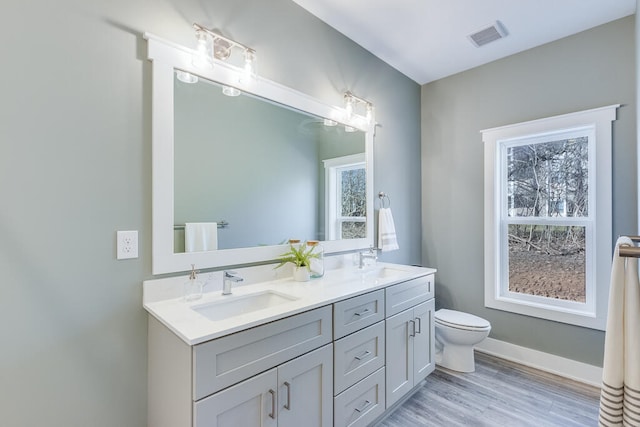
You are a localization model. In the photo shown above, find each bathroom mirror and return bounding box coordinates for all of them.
[173,75,366,253]
[146,33,374,274]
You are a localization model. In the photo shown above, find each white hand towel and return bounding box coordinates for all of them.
[599,236,640,427]
[184,222,218,252]
[378,207,399,252]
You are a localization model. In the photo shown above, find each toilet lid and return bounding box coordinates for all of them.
[435,309,490,330]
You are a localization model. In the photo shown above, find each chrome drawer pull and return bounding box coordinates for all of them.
[354,308,371,317]
[268,389,276,419]
[354,350,372,361]
[354,399,372,413]
[284,381,291,410]
[409,320,416,337]
[415,316,422,334]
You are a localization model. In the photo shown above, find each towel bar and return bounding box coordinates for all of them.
[619,245,640,258]
[618,236,640,257]
[174,221,228,230]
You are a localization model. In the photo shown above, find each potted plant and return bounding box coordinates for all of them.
[275,241,321,282]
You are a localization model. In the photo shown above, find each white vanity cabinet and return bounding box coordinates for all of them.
[384,275,436,408]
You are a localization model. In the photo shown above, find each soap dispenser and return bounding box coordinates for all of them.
[184,264,203,301]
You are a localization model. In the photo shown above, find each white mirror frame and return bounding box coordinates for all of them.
[144,33,375,275]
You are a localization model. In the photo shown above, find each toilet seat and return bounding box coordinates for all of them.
[435,309,490,331]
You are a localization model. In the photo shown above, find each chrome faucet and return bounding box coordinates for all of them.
[359,246,378,269]
[222,270,243,295]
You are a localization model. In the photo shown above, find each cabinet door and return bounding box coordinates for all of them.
[278,344,333,427]
[413,299,435,384]
[385,309,414,408]
[194,368,278,427]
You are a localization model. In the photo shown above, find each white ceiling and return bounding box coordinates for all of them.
[291,0,636,84]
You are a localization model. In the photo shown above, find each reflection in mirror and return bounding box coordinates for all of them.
[173,73,366,253]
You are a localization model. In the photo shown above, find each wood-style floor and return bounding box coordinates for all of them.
[377,352,600,427]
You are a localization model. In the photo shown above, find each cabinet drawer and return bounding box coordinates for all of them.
[193,306,332,400]
[334,321,385,395]
[385,275,434,317]
[334,290,384,339]
[334,368,386,427]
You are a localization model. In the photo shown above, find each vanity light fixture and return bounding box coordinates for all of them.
[192,23,257,95]
[343,91,374,130]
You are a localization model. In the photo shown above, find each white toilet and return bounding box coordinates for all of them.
[434,309,491,373]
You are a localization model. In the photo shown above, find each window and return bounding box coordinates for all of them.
[324,154,366,240]
[482,105,618,330]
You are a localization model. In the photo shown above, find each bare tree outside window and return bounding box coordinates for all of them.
[506,137,588,302]
[340,168,366,239]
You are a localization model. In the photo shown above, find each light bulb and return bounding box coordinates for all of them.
[345,96,354,120]
[239,49,257,85]
[176,71,198,84]
[366,104,374,124]
[222,86,241,97]
[192,30,212,68]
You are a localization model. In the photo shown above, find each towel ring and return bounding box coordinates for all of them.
[378,192,390,208]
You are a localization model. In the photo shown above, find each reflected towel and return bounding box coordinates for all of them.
[599,236,640,427]
[378,208,399,252]
[185,222,218,252]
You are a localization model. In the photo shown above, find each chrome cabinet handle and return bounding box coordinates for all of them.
[354,350,372,361]
[355,399,372,413]
[409,320,416,337]
[354,308,371,317]
[415,316,422,334]
[284,381,291,410]
[268,389,276,419]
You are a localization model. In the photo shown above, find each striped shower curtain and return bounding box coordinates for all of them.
[599,236,640,426]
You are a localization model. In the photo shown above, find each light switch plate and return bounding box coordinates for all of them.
[117,230,139,260]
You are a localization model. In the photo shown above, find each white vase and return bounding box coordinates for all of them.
[293,266,310,282]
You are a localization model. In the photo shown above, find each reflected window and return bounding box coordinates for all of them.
[324,154,366,240]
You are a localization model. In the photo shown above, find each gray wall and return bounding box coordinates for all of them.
[0,0,421,426]
[421,16,636,367]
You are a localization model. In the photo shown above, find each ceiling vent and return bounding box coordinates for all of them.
[468,21,508,47]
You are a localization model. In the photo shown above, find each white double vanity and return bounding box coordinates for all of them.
[144,263,436,427]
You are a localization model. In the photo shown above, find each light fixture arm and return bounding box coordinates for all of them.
[344,91,373,109]
[192,23,256,57]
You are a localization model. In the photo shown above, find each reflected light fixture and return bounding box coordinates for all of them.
[222,86,241,97]
[192,23,257,96]
[343,91,374,130]
[176,70,198,84]
[323,118,337,127]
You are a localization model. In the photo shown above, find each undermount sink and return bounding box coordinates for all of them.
[361,266,405,280]
[192,290,299,321]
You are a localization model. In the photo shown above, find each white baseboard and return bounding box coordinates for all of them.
[475,337,602,388]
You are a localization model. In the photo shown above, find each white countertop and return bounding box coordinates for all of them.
[143,263,436,345]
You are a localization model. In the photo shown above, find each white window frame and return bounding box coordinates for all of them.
[324,153,366,241]
[482,105,618,330]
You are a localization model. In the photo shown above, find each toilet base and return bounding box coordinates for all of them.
[436,343,477,373]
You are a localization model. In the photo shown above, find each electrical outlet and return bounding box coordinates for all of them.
[117,230,139,260]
